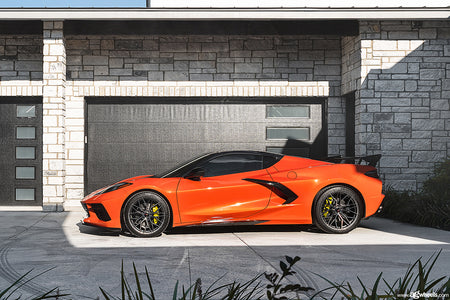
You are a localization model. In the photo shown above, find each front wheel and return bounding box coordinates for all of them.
[123,191,171,237]
[313,186,363,234]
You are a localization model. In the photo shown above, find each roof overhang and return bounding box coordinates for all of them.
[0,8,449,20]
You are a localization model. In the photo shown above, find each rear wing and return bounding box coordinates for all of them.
[323,154,381,167]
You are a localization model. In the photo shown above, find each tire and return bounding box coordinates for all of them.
[122,191,171,237]
[313,186,363,234]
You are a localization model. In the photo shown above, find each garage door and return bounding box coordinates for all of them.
[0,98,42,206]
[86,98,326,193]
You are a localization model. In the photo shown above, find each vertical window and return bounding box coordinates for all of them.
[16,105,36,118]
[16,147,36,159]
[16,127,36,139]
[16,167,35,180]
[15,188,35,201]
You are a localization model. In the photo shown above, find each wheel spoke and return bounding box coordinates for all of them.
[127,195,167,234]
[321,191,359,230]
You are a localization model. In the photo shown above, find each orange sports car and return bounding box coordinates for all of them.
[81,151,384,237]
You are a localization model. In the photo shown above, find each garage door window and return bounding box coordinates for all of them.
[266,106,309,118]
[266,127,310,141]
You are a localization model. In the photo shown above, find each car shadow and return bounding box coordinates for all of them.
[165,224,320,235]
[76,221,320,237]
[76,216,449,244]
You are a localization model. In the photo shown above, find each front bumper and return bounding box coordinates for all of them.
[81,191,124,229]
[82,202,111,222]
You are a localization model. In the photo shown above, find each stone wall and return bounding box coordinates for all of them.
[42,21,66,211]
[356,20,450,190]
[0,34,42,96]
[0,34,42,81]
[61,34,347,208]
[65,35,341,83]
[341,35,361,95]
[2,20,449,210]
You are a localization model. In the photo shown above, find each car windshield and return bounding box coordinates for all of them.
[155,153,214,178]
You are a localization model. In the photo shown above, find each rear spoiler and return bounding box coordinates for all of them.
[323,154,381,167]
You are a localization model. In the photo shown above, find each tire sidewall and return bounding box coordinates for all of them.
[313,186,363,234]
[123,191,171,238]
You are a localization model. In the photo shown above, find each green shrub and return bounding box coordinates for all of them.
[312,250,450,300]
[380,158,450,231]
[98,252,449,300]
[6,253,448,300]
[99,261,264,300]
[0,268,66,300]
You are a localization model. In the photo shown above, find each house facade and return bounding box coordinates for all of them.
[0,3,449,210]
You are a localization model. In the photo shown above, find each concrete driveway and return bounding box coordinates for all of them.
[0,210,449,299]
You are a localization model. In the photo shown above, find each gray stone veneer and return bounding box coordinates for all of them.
[0,35,42,82]
[353,21,450,190]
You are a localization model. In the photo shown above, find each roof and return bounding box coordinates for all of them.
[0,7,449,20]
[149,0,450,8]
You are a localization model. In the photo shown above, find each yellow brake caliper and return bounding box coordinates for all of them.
[322,197,333,217]
[152,206,159,224]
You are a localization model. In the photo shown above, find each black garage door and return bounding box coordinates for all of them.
[86,98,326,194]
[0,97,42,206]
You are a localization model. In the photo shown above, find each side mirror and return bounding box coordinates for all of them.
[184,167,205,181]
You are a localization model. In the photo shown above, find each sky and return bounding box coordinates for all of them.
[0,0,146,7]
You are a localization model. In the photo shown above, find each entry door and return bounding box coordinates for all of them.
[0,98,42,206]
[176,153,272,223]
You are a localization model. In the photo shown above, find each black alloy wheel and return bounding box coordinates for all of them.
[123,191,171,237]
[313,186,363,234]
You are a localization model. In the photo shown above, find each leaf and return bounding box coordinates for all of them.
[172,281,179,300]
[370,272,383,299]
[99,287,112,300]
[280,261,288,273]
[132,263,144,300]
[264,272,275,283]
[144,266,155,300]
[280,284,314,293]
[285,256,293,265]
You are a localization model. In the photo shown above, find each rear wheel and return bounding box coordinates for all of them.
[313,186,363,234]
[123,191,171,237]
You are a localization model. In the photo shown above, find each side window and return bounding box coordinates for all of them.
[200,154,263,177]
[263,154,282,169]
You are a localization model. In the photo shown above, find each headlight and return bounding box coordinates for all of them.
[95,182,132,195]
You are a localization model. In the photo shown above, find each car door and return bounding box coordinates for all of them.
[176,153,272,224]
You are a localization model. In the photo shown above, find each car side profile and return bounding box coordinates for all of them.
[81,151,384,237]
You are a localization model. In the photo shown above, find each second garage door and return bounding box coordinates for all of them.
[86,98,326,193]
